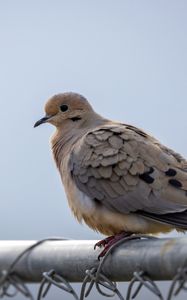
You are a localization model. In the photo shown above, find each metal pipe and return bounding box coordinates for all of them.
[0,238,187,282]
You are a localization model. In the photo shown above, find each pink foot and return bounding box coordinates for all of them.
[94,236,115,249]
[94,232,132,260]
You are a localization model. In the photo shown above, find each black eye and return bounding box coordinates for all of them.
[60,104,68,112]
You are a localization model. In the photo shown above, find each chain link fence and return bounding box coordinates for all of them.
[0,237,187,299]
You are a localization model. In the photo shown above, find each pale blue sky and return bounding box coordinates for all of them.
[0,0,187,238]
[0,1,187,298]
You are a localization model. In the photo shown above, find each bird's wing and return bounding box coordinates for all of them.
[69,123,187,228]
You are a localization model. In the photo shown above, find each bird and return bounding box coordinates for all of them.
[34,92,187,257]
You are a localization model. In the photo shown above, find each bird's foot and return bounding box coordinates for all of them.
[94,236,115,249]
[94,232,132,260]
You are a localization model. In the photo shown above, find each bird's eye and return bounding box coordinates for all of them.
[60,104,69,112]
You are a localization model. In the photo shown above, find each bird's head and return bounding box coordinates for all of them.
[34,92,95,129]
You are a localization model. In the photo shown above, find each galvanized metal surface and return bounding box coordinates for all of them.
[0,238,187,283]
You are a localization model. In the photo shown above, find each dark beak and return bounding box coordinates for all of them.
[34,116,51,128]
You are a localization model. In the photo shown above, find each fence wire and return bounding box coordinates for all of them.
[0,237,186,300]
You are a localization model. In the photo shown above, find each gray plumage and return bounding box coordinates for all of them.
[34,92,187,235]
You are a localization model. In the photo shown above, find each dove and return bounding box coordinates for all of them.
[34,92,187,256]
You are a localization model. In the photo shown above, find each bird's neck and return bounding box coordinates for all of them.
[51,114,110,169]
[51,127,80,169]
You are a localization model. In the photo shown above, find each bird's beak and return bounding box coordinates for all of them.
[34,115,52,128]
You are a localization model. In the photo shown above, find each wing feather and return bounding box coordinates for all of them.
[70,124,187,227]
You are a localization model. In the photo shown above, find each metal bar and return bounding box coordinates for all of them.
[0,238,187,282]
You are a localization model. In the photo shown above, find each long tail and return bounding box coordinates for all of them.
[137,209,187,230]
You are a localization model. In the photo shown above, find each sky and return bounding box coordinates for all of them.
[0,1,187,299]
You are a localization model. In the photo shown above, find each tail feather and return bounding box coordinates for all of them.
[137,209,187,230]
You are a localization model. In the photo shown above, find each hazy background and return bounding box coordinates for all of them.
[0,0,187,299]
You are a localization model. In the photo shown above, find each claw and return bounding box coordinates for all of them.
[94,232,133,259]
[97,243,113,260]
[94,236,114,250]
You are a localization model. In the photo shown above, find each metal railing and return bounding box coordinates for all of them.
[0,236,187,299]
